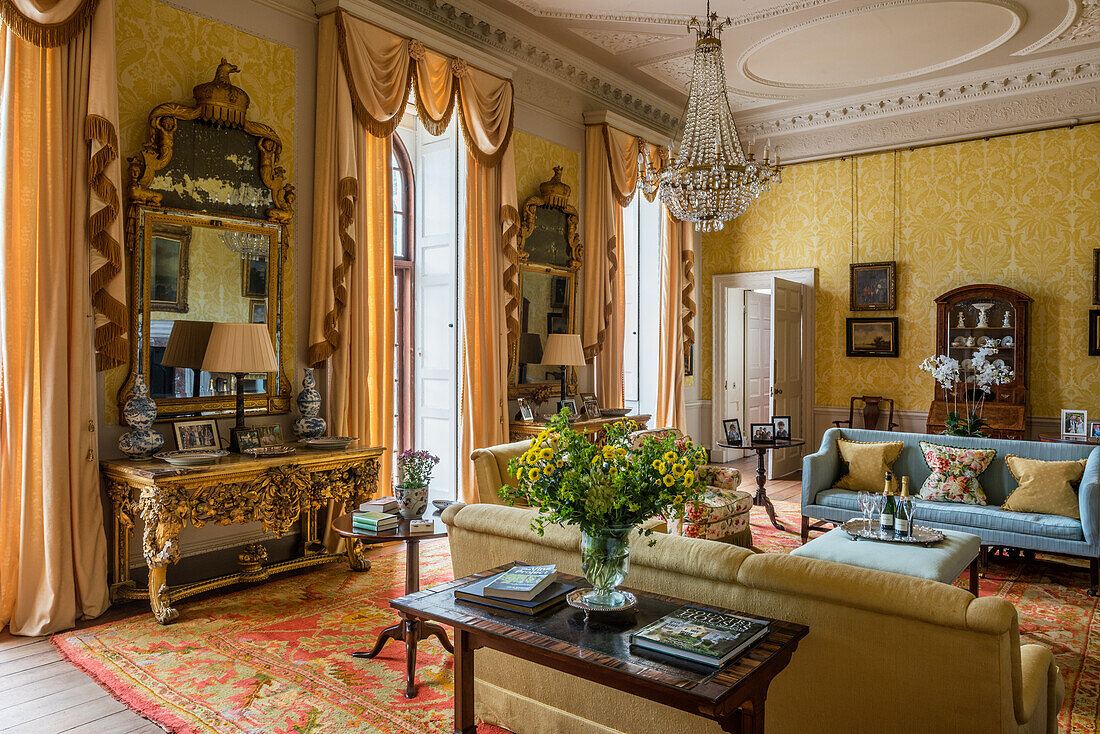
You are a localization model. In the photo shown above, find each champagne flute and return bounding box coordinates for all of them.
[857,492,871,526]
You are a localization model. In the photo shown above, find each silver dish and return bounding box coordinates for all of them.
[841,518,945,545]
[566,589,637,622]
[243,445,295,457]
[155,449,228,466]
[300,436,357,450]
[432,499,457,511]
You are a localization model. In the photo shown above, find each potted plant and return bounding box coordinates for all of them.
[395,449,440,519]
[500,411,708,609]
[919,346,1014,437]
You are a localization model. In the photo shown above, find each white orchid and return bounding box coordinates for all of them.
[920,348,1014,437]
[918,354,961,391]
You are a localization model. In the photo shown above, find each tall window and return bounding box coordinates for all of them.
[622,194,663,415]
[392,134,415,454]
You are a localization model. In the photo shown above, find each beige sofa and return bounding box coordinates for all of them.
[441,502,1063,734]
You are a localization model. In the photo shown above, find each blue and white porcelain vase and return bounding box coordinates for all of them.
[119,374,164,458]
[293,368,327,439]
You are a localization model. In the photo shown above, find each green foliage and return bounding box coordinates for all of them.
[943,411,989,437]
[500,412,709,539]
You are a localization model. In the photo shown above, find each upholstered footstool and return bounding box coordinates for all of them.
[791,526,982,595]
[681,487,753,547]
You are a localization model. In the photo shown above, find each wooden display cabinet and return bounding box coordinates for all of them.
[926,284,1031,440]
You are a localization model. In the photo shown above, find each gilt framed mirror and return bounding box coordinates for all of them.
[508,168,583,399]
[119,59,293,417]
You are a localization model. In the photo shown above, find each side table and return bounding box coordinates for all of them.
[330,513,453,698]
[716,438,805,531]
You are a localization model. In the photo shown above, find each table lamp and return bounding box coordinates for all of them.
[540,333,585,407]
[161,321,213,398]
[201,323,279,452]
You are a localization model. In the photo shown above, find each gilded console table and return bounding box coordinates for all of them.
[102,446,383,624]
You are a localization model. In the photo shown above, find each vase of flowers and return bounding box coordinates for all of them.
[502,412,708,609]
[395,449,440,519]
[919,346,1014,437]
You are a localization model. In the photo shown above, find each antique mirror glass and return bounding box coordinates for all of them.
[121,60,293,417]
[509,168,582,398]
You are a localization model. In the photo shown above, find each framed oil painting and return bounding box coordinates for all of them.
[849,261,896,311]
[249,299,267,324]
[1094,250,1100,305]
[1090,309,1100,356]
[846,317,899,358]
[242,256,268,298]
[150,225,191,313]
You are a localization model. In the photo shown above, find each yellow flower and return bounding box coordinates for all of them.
[654,460,667,474]
[672,463,685,476]
[542,466,554,477]
[609,467,619,476]
[684,471,695,487]
[652,459,662,471]
[663,451,677,463]
[592,455,602,465]
[662,474,675,487]
[515,467,524,480]
[527,468,540,482]
[615,447,627,457]
[674,494,684,504]
[539,448,552,460]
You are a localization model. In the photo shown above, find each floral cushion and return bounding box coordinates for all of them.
[681,488,752,541]
[918,441,996,505]
[699,464,741,493]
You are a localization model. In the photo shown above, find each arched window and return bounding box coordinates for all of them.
[392,135,415,454]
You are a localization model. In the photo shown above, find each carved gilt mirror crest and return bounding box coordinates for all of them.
[120,59,294,418]
[508,167,583,398]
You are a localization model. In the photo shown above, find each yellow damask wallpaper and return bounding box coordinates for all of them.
[514,130,580,206]
[106,0,296,423]
[699,123,1100,418]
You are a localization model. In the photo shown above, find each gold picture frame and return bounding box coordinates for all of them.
[850,261,896,311]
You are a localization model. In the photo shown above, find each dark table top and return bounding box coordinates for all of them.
[331,512,448,543]
[391,564,808,706]
[1038,433,1100,445]
[716,438,805,451]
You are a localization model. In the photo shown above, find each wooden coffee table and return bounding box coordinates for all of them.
[392,565,808,734]
[330,513,453,698]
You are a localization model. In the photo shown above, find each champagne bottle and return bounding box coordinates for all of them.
[880,472,896,536]
[895,477,913,540]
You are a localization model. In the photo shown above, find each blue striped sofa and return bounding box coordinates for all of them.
[801,428,1100,593]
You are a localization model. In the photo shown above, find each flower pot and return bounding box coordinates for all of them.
[579,525,633,608]
[395,483,429,519]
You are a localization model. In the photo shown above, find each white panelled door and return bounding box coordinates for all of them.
[769,277,804,477]
[413,122,459,501]
[721,287,746,459]
[745,290,772,452]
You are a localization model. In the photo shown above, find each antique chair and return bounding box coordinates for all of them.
[833,396,899,431]
[628,427,753,547]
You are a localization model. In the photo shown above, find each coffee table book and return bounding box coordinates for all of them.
[485,564,557,600]
[630,606,770,668]
[455,572,575,615]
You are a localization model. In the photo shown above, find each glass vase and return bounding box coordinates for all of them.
[580,525,633,608]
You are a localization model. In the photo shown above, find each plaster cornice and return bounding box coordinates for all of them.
[346,0,682,133]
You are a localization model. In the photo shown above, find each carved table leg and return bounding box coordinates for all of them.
[142,502,182,625]
[753,448,785,531]
[346,538,371,572]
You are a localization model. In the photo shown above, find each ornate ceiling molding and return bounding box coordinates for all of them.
[571,29,677,54]
[739,52,1100,139]
[1014,0,1099,55]
[503,0,838,27]
[639,50,790,109]
[365,0,682,132]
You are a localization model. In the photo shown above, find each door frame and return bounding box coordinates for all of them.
[712,268,816,465]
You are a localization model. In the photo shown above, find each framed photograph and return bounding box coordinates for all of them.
[1089,310,1100,356]
[517,398,534,421]
[846,317,899,358]
[150,224,191,313]
[242,256,268,298]
[1089,421,1100,440]
[255,423,283,446]
[750,423,775,443]
[1062,409,1088,438]
[580,392,601,419]
[249,299,267,324]
[235,428,261,451]
[557,398,578,417]
[849,261,896,311]
[174,418,219,450]
[772,415,792,441]
[722,418,743,445]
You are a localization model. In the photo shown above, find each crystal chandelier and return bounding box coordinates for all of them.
[659,2,781,232]
[219,230,268,259]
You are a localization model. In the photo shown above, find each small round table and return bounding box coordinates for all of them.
[331,513,453,698]
[1038,434,1100,445]
[715,438,805,532]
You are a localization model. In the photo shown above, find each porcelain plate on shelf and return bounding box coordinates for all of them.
[300,436,358,450]
[155,450,228,466]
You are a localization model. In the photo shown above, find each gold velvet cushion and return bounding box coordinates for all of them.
[918,441,995,505]
[834,438,904,493]
[1002,455,1086,518]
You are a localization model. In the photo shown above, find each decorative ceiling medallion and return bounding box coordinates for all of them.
[1014,0,1100,55]
[640,51,789,108]
[504,0,838,27]
[571,29,680,54]
[739,0,1025,90]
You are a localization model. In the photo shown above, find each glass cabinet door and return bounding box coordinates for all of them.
[947,297,1018,388]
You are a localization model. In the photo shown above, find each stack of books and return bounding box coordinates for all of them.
[455,564,572,615]
[629,605,770,668]
[359,496,399,513]
[352,510,399,532]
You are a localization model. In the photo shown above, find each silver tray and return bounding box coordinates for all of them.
[841,518,945,546]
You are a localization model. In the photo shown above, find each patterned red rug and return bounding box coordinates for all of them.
[53,501,1097,733]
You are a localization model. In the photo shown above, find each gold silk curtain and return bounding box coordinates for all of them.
[582,123,672,409]
[0,0,120,636]
[310,10,515,508]
[655,214,695,432]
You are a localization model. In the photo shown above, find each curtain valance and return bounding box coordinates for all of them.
[332,9,513,167]
[602,124,666,207]
[0,0,97,47]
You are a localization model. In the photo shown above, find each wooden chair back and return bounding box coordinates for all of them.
[833,396,899,431]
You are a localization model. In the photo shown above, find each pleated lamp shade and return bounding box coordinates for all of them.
[540,333,585,366]
[161,321,214,368]
[201,323,279,374]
